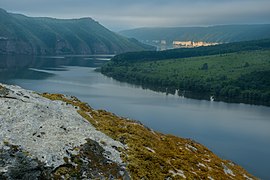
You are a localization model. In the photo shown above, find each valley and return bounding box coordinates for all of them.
[1,55,270,179]
[1,3,270,179]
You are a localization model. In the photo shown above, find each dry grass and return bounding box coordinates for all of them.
[42,93,257,179]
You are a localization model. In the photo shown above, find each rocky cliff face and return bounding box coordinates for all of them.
[0,84,256,179]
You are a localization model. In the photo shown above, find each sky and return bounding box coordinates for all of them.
[1,0,270,31]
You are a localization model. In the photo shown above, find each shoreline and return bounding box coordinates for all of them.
[0,83,257,179]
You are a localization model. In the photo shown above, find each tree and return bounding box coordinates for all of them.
[201,63,208,70]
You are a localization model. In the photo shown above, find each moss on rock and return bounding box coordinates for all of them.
[0,85,8,96]
[42,93,257,179]
[53,139,127,179]
[0,142,53,179]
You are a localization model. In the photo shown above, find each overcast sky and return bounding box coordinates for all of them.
[1,0,270,31]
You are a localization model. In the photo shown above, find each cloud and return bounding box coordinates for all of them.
[1,0,270,30]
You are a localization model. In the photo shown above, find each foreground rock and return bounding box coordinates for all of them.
[0,84,127,179]
[0,84,256,179]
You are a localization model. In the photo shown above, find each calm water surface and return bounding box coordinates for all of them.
[1,55,270,179]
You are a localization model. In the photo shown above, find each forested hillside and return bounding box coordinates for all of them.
[0,8,154,55]
[101,40,270,105]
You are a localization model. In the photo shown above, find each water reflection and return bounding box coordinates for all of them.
[0,55,109,82]
[0,55,270,179]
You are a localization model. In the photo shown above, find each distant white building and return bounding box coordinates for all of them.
[160,40,167,51]
[173,41,219,48]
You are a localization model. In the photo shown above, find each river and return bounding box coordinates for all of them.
[1,55,270,179]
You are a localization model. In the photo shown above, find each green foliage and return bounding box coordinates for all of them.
[201,63,208,70]
[102,49,270,106]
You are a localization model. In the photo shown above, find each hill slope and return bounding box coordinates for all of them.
[120,24,270,44]
[0,84,256,179]
[0,8,154,55]
[101,39,270,106]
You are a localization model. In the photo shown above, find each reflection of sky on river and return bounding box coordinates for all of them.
[2,58,270,179]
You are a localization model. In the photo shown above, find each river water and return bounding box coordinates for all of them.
[1,55,270,179]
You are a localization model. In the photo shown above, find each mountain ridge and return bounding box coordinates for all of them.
[120,24,270,44]
[0,8,154,55]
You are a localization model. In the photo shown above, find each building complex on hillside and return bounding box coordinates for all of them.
[172,41,219,48]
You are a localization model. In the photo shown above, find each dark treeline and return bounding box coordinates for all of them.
[111,39,270,63]
[102,39,270,106]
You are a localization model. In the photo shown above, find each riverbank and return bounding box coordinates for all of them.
[0,83,256,179]
[101,50,270,106]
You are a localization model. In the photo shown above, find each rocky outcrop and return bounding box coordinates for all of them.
[0,142,53,179]
[0,84,127,179]
[0,84,256,179]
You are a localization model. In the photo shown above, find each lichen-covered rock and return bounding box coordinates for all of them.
[0,143,53,179]
[0,85,8,96]
[53,139,129,179]
[42,91,257,180]
[0,83,127,179]
[0,83,257,179]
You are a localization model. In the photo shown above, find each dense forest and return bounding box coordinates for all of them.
[101,39,270,105]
